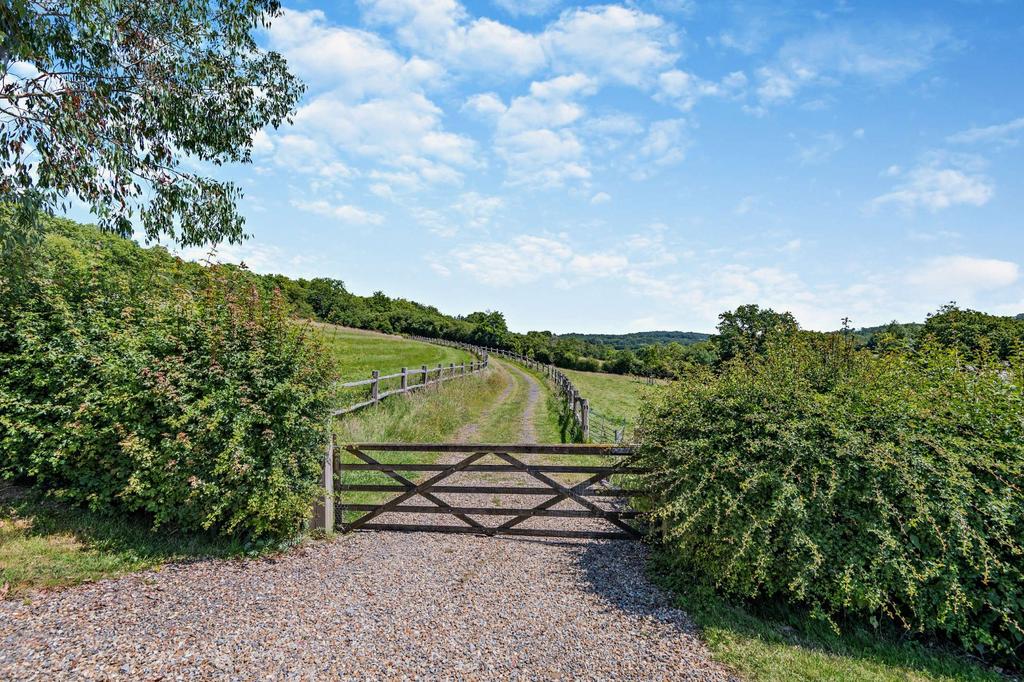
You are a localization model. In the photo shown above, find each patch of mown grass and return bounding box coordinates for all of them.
[650,554,1009,682]
[309,322,472,382]
[0,483,263,598]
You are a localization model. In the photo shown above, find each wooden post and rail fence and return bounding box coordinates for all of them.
[331,343,489,416]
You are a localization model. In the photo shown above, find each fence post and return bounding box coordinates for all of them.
[580,399,590,442]
[437,363,443,384]
[311,432,335,533]
[371,370,380,402]
[400,367,408,391]
[422,364,428,386]
[461,361,465,375]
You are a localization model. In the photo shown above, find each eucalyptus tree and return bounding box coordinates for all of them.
[0,0,303,250]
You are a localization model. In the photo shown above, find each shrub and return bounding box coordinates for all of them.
[0,219,335,540]
[636,335,1024,665]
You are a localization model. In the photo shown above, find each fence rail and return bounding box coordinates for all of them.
[332,343,489,416]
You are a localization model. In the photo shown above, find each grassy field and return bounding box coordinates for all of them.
[0,483,258,599]
[561,368,663,441]
[308,322,472,382]
[655,566,1004,682]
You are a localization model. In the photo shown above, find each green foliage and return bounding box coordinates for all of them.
[0,216,334,540]
[636,333,1024,666]
[922,303,1024,360]
[1,0,303,247]
[560,331,711,349]
[714,303,799,362]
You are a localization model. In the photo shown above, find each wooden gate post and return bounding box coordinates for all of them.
[422,364,428,386]
[371,370,380,403]
[580,399,590,441]
[311,432,335,533]
[400,367,408,391]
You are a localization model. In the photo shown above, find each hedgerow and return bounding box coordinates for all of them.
[0,218,335,540]
[636,335,1024,665]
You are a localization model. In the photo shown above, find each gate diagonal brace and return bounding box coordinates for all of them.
[341,450,491,532]
[495,453,642,538]
[497,469,611,531]
[346,448,488,532]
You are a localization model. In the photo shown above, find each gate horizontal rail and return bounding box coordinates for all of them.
[337,484,648,496]
[330,442,648,540]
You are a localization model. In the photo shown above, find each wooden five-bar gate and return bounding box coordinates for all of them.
[319,442,649,541]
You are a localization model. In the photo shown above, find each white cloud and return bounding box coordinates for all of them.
[452,192,504,228]
[755,25,951,105]
[456,235,573,285]
[496,74,597,134]
[568,252,628,276]
[590,191,611,204]
[543,5,680,87]
[290,198,385,225]
[453,234,631,286]
[290,91,477,186]
[633,119,690,174]
[657,69,747,111]
[906,256,1019,294]
[266,9,443,95]
[498,128,590,187]
[463,92,507,116]
[869,164,994,213]
[360,0,546,77]
[174,242,321,279]
[492,0,561,16]
[484,74,599,188]
[262,9,479,191]
[947,116,1024,146]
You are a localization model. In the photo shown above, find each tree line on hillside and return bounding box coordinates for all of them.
[264,270,1024,375]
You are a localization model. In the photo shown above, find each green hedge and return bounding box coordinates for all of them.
[636,336,1024,664]
[0,219,335,540]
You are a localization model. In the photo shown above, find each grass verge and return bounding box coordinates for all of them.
[650,554,1008,681]
[0,483,265,599]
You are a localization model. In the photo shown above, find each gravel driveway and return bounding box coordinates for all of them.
[1,531,734,680]
[1,364,735,680]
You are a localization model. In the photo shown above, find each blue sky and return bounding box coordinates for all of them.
[183,1,1023,333]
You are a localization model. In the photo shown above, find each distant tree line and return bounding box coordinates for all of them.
[263,274,1024,378]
